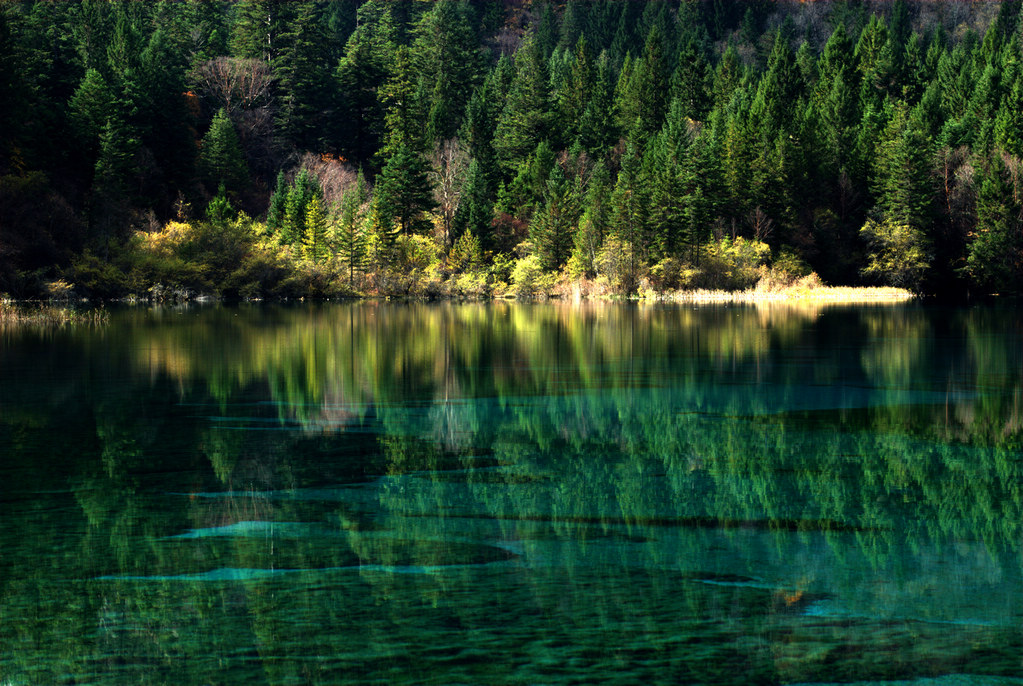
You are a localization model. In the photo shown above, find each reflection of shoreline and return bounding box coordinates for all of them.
[652,285,915,304]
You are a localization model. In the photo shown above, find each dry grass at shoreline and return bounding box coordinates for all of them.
[0,300,109,327]
[652,274,915,304]
[657,285,915,304]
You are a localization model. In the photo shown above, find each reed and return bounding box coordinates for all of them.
[0,300,109,327]
[653,274,915,304]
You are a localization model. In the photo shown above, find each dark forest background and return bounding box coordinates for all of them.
[1,0,1021,299]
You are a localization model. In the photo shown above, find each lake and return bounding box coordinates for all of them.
[1,301,1021,685]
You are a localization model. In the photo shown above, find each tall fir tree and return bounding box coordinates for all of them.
[374,144,436,236]
[494,34,553,171]
[199,108,250,197]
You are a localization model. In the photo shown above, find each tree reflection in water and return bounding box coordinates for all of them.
[0,301,1020,684]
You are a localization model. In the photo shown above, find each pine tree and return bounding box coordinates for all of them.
[530,166,579,272]
[302,194,329,262]
[379,45,426,157]
[69,68,115,160]
[963,155,1023,292]
[577,50,618,154]
[334,11,391,164]
[751,28,800,141]
[873,101,934,230]
[671,37,711,122]
[277,2,335,151]
[712,44,743,109]
[374,144,436,236]
[91,109,140,240]
[855,14,894,109]
[569,160,611,278]
[454,158,495,249]
[231,0,295,65]
[266,171,288,232]
[337,169,370,285]
[622,24,670,143]
[412,0,483,142]
[647,116,687,260]
[494,34,552,171]
[282,168,321,245]
[994,72,1023,157]
[199,108,250,196]
[609,141,651,279]
[554,37,594,146]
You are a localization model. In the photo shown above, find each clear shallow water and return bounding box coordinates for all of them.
[0,301,1021,685]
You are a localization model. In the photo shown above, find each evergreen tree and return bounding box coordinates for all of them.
[91,109,140,240]
[231,0,295,65]
[199,108,250,196]
[379,45,426,157]
[994,72,1023,157]
[494,35,552,171]
[577,50,618,154]
[855,14,895,109]
[302,194,329,262]
[454,157,495,249]
[712,44,743,109]
[282,168,321,245]
[337,169,370,285]
[277,2,335,151]
[266,171,288,232]
[530,165,579,272]
[374,144,436,236]
[609,141,651,279]
[671,37,711,122]
[334,11,391,164]
[872,101,934,230]
[963,155,1023,292]
[621,24,670,143]
[751,29,801,140]
[69,68,115,161]
[569,160,612,278]
[554,37,594,146]
[412,0,484,142]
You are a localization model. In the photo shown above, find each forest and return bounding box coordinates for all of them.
[1,0,1021,300]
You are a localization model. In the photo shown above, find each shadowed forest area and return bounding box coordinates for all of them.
[1,0,1022,299]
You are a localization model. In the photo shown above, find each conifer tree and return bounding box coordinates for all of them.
[231,0,294,65]
[277,2,334,151]
[69,68,115,161]
[334,9,391,164]
[282,168,321,245]
[374,144,435,236]
[413,0,483,142]
[609,141,651,277]
[872,101,934,230]
[266,171,288,232]
[577,50,618,154]
[530,165,579,272]
[302,194,329,262]
[494,35,552,171]
[569,160,611,278]
[963,155,1023,292]
[554,37,594,145]
[199,108,250,196]
[671,38,711,122]
[379,45,426,157]
[337,170,370,285]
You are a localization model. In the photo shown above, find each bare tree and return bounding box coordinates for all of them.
[299,152,358,210]
[748,206,775,242]
[192,57,274,114]
[429,139,469,249]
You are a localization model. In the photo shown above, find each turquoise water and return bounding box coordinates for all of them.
[0,301,1021,684]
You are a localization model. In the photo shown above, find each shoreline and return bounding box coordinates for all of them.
[646,285,916,304]
[4,283,917,312]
